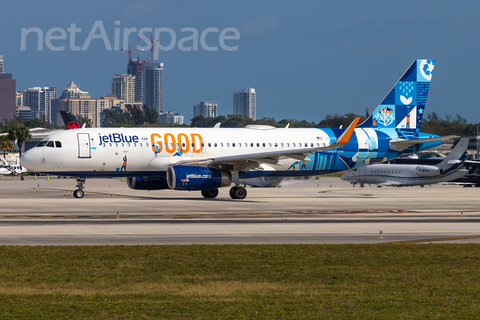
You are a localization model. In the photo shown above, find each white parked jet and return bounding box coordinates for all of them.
[0,158,12,175]
[0,158,28,176]
[341,138,470,187]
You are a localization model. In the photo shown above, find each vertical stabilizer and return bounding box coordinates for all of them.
[437,138,469,170]
[358,59,435,130]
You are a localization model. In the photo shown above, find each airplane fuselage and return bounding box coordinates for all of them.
[22,126,441,179]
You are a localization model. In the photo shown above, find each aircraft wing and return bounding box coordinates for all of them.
[176,117,360,171]
[378,181,403,186]
[389,135,458,151]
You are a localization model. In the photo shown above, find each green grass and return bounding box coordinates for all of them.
[0,244,479,319]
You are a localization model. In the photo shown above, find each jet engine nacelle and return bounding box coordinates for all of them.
[127,177,169,190]
[414,165,443,177]
[166,166,232,190]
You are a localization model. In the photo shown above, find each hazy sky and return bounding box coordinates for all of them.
[1,0,479,124]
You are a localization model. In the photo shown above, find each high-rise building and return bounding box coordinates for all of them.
[143,63,164,114]
[52,95,125,128]
[233,88,256,120]
[16,106,32,120]
[0,55,4,73]
[23,87,57,123]
[112,74,136,104]
[0,73,16,123]
[194,101,217,118]
[127,59,149,103]
[16,91,23,107]
[60,81,88,99]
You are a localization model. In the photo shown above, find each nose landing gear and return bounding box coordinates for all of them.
[73,177,86,198]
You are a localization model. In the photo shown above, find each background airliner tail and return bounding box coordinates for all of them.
[358,59,435,131]
[437,138,469,170]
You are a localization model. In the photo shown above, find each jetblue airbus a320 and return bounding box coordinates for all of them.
[21,59,454,199]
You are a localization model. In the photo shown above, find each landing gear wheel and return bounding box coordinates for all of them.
[230,186,247,199]
[73,189,84,198]
[201,188,219,198]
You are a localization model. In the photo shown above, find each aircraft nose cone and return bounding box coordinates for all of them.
[21,149,35,171]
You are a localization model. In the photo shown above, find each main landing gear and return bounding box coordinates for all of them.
[201,188,219,198]
[200,186,247,200]
[73,177,86,198]
[229,185,247,200]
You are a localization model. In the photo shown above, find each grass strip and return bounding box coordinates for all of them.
[0,244,479,319]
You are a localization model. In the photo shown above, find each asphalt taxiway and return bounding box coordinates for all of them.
[0,175,479,245]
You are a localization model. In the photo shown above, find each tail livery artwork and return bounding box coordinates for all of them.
[22,59,454,199]
[341,138,469,187]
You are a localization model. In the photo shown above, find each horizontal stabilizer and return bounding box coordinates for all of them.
[390,135,457,151]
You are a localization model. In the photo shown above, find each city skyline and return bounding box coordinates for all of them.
[1,1,480,124]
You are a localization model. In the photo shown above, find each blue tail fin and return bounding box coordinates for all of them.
[358,59,435,130]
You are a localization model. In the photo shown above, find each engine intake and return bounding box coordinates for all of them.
[167,166,232,190]
[414,165,442,177]
[127,177,169,190]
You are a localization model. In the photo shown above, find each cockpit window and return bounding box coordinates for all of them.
[36,141,47,147]
[46,141,54,148]
[55,141,62,148]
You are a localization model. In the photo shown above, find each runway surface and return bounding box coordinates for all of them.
[0,175,479,245]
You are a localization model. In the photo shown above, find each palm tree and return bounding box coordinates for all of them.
[0,135,13,160]
[8,124,31,159]
[8,125,31,180]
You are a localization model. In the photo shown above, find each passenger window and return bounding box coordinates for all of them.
[55,141,62,148]
[251,143,254,147]
[257,143,260,147]
[109,143,112,147]
[287,143,290,147]
[310,143,313,147]
[232,143,235,147]
[281,143,284,147]
[36,141,47,147]
[304,143,307,147]
[208,143,211,147]
[220,143,224,147]
[226,143,230,147]
[46,141,54,148]
[214,143,217,147]
[293,143,296,147]
[262,143,265,147]
[115,143,119,147]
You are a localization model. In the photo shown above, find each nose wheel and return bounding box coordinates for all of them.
[229,186,247,199]
[74,177,86,198]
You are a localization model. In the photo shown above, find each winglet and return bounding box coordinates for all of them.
[316,117,360,151]
[336,117,360,145]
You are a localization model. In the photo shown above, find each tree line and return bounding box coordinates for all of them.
[2,109,480,138]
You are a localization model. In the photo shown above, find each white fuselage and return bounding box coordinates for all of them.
[21,127,334,174]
